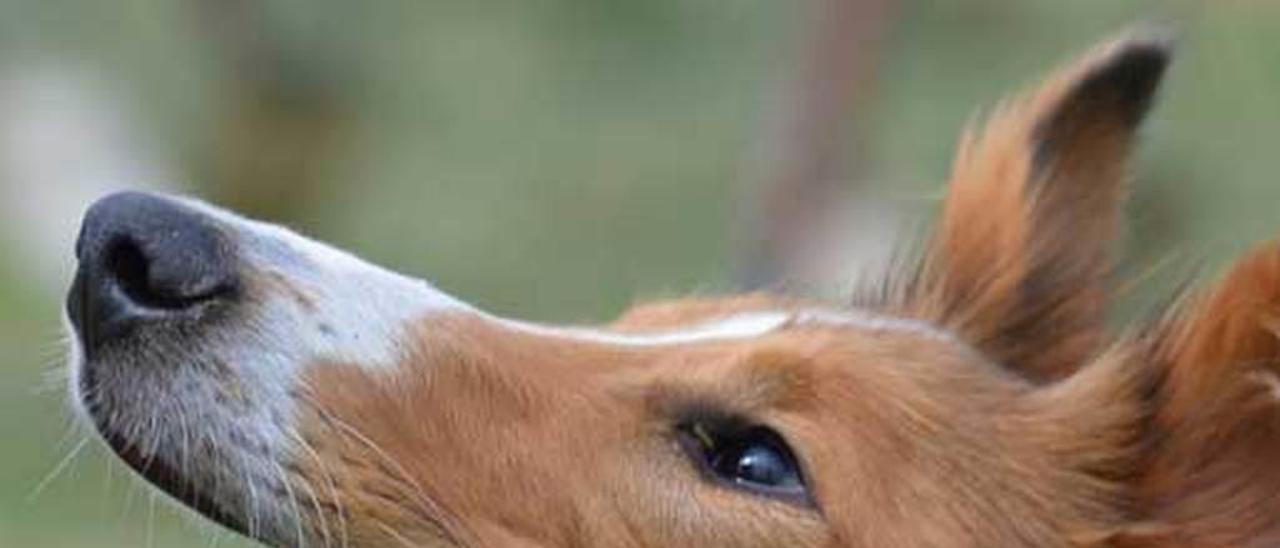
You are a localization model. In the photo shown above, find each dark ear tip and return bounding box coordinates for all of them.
[1105,28,1176,78]
[1071,27,1178,126]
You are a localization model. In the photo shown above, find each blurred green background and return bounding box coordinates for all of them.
[2,1,1278,546]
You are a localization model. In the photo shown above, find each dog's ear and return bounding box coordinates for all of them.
[914,33,1172,380]
[1113,243,1280,546]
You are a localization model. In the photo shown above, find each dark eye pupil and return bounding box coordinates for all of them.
[703,433,802,490]
[677,421,810,504]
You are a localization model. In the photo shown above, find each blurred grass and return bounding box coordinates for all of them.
[3,1,1280,546]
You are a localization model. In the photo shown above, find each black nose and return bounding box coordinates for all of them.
[67,192,238,357]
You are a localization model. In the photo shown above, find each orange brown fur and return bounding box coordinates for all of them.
[266,32,1280,547]
[295,313,1143,546]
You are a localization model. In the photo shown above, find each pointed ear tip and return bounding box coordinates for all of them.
[1092,27,1178,85]
[1054,29,1176,127]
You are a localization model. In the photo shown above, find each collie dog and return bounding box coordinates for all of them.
[64,32,1280,546]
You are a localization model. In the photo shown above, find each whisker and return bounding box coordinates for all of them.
[310,402,471,545]
[146,491,158,548]
[374,518,420,548]
[171,394,190,506]
[101,444,112,492]
[287,428,344,548]
[290,465,332,548]
[120,462,138,522]
[236,443,263,541]
[139,406,164,479]
[35,361,71,396]
[268,454,309,548]
[26,435,91,502]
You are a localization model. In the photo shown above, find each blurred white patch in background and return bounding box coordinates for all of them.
[0,64,176,292]
[795,195,905,298]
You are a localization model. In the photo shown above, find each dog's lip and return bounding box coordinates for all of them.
[101,427,250,537]
[78,366,252,540]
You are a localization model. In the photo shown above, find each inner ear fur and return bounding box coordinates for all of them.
[1119,242,1280,546]
[910,33,1172,381]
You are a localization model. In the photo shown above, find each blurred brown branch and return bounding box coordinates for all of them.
[737,0,897,290]
[190,0,352,224]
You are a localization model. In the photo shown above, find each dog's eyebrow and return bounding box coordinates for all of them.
[494,308,950,347]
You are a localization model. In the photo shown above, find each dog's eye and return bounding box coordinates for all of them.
[677,421,811,504]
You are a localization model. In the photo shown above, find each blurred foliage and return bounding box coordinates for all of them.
[2,1,1279,546]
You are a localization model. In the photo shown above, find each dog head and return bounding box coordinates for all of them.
[64,33,1280,547]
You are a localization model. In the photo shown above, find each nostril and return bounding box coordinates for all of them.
[103,236,177,310]
[103,237,146,303]
[101,233,236,312]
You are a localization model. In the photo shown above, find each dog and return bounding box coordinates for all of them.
[63,32,1280,546]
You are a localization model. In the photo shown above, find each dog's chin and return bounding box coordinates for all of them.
[73,350,254,540]
[94,413,250,536]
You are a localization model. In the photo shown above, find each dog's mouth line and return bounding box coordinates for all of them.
[103,427,250,536]
[79,367,252,540]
